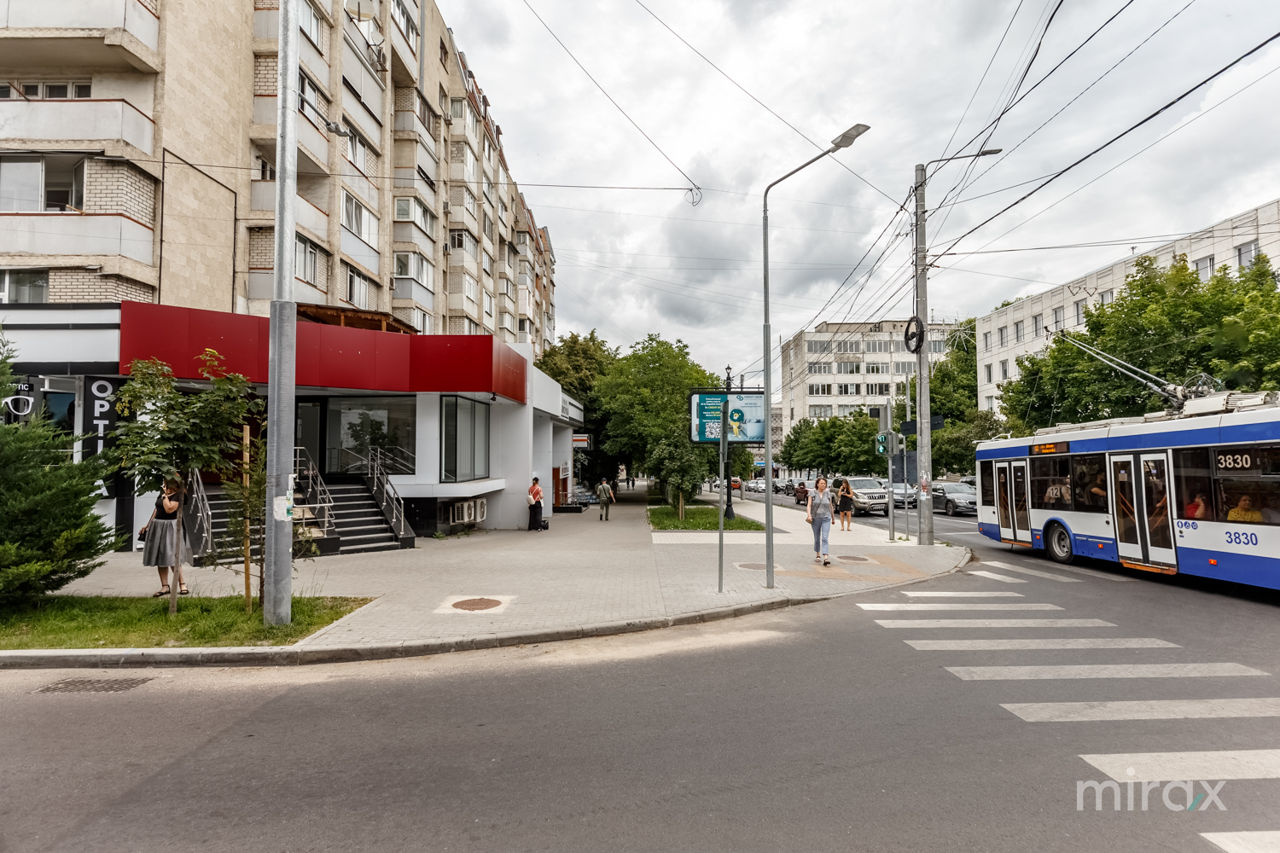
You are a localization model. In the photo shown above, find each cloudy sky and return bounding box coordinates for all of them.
[433,0,1280,381]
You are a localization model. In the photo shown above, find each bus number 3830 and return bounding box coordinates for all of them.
[1225,531,1260,546]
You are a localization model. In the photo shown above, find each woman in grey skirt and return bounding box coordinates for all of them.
[140,479,192,596]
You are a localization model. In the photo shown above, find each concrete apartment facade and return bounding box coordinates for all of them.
[0,0,574,540]
[975,198,1280,413]
[778,319,954,436]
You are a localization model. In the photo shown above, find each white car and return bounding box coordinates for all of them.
[745,479,766,493]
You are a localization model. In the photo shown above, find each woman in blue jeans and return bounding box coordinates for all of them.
[805,476,834,566]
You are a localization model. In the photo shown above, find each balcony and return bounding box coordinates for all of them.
[247,182,330,238]
[0,212,152,264]
[388,0,420,85]
[0,98,154,155]
[1,0,160,72]
[340,229,380,276]
[246,270,327,306]
[252,96,329,171]
[253,10,329,84]
[393,109,436,157]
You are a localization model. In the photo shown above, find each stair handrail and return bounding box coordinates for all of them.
[293,446,336,538]
[183,467,214,558]
[366,446,409,537]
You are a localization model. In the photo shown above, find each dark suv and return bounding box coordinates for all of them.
[793,482,808,504]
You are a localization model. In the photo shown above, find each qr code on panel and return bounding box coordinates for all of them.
[706,421,721,438]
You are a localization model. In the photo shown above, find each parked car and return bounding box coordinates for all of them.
[932,482,978,515]
[731,477,742,491]
[890,483,917,508]
[783,479,798,496]
[793,481,808,504]
[745,478,765,493]
[845,477,889,516]
[959,475,977,487]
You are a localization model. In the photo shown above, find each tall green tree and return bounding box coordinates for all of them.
[536,330,619,482]
[1001,254,1280,431]
[595,334,718,516]
[0,342,117,607]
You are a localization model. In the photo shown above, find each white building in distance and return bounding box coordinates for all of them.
[975,198,1280,414]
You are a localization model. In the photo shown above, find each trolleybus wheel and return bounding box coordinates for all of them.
[1046,523,1074,564]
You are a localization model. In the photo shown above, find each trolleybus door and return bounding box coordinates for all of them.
[995,460,1032,544]
[1108,452,1177,567]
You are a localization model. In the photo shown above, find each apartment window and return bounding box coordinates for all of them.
[462,186,477,218]
[449,229,478,258]
[1194,255,1214,281]
[1000,360,1009,381]
[997,326,1007,347]
[1074,299,1088,326]
[1052,306,1065,331]
[864,362,890,374]
[982,331,991,351]
[450,98,466,121]
[835,340,861,353]
[1013,320,1024,343]
[986,396,996,411]
[835,361,861,374]
[809,405,833,418]
[1099,289,1114,306]
[299,0,323,47]
[0,269,48,304]
[1237,241,1259,267]
[298,71,327,127]
[807,383,832,396]
[394,251,434,291]
[806,340,832,353]
[1029,313,1042,336]
[0,154,85,212]
[391,0,420,52]
[440,396,490,483]
[440,39,449,67]
[483,291,494,319]
[345,125,373,174]
[865,340,893,353]
[7,81,92,99]
[984,364,992,383]
[295,235,319,285]
[344,264,374,309]
[807,362,831,374]
[929,339,946,353]
[869,383,891,396]
[394,196,437,238]
[482,252,494,278]
[341,191,377,245]
[837,384,861,396]
[893,361,916,375]
[837,405,861,416]
[462,272,478,302]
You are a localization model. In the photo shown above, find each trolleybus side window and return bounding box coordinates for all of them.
[1214,444,1280,526]
[979,460,994,506]
[1174,448,1215,521]
[1030,455,1072,511]
[1069,453,1107,513]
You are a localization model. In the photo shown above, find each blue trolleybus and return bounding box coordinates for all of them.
[974,393,1280,591]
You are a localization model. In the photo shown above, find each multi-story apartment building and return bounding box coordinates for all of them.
[778,319,954,435]
[0,0,555,349]
[975,198,1280,413]
[0,1,574,539]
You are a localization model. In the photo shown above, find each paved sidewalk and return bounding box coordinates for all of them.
[1,481,969,668]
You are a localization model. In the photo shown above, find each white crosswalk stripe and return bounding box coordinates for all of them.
[1002,697,1280,722]
[966,570,1027,583]
[905,638,1178,651]
[1201,831,1280,853]
[947,663,1268,680]
[981,561,1082,582]
[857,602,1062,611]
[1053,564,1136,581]
[901,591,1024,597]
[1080,749,1280,782]
[875,618,1114,629]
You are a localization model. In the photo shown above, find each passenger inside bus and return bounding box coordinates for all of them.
[1089,473,1108,507]
[1183,491,1211,520]
[1227,494,1263,523]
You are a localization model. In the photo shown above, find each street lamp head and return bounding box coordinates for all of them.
[830,123,871,150]
[979,147,1003,156]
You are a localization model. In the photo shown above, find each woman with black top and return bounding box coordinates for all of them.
[140,478,192,596]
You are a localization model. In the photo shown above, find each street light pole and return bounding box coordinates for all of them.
[763,123,869,589]
[913,148,1000,546]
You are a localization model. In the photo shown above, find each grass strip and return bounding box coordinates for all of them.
[647,505,765,531]
[0,595,370,649]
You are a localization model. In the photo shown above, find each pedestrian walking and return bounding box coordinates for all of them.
[596,477,615,520]
[140,477,191,596]
[805,476,834,566]
[527,477,544,531]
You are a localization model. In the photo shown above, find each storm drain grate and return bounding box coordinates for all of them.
[36,677,152,694]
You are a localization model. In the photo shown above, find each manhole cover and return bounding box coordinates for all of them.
[837,555,871,563]
[452,597,503,612]
[36,677,152,694]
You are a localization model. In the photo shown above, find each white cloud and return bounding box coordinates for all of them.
[436,0,1280,378]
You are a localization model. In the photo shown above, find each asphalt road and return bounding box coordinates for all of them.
[4,539,1278,851]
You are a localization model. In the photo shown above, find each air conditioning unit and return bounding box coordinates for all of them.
[463,500,476,523]
[442,201,450,214]
[449,501,467,524]
[368,43,388,71]
[473,498,487,523]
[442,244,451,254]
